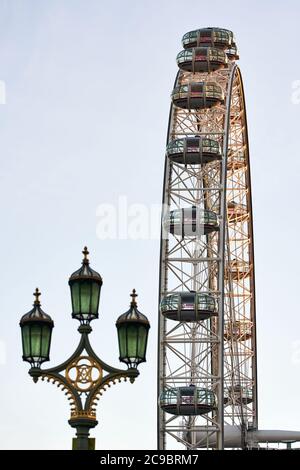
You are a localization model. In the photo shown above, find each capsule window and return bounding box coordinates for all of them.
[160,294,179,312]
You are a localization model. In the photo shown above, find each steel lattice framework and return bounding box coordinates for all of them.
[157,35,257,450]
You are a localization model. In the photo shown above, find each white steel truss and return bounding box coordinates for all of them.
[158,61,257,450]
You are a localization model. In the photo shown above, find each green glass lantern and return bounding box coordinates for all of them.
[116,289,150,368]
[69,247,103,324]
[19,288,54,367]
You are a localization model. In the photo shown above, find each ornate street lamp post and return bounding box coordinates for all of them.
[20,247,150,450]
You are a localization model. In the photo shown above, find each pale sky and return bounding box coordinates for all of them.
[1,0,300,449]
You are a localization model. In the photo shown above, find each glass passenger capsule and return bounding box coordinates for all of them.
[160,386,217,416]
[164,206,219,237]
[224,385,253,405]
[227,201,248,222]
[176,47,228,73]
[225,259,251,280]
[160,291,217,322]
[172,82,224,110]
[182,27,232,50]
[227,152,246,170]
[166,137,222,164]
[224,320,252,341]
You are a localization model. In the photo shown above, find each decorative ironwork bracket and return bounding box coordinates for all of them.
[29,324,139,424]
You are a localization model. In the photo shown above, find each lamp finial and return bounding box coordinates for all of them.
[82,246,89,264]
[130,289,138,307]
[33,288,41,306]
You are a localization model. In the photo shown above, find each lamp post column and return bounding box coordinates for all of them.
[69,417,98,450]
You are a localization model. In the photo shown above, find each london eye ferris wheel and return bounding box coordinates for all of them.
[157,27,300,450]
